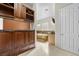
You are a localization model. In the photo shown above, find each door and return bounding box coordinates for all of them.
[65,6,70,51]
[56,9,61,48]
[59,8,66,49]
[73,5,79,53]
[60,8,66,49]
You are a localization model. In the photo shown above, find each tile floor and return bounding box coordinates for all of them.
[19,41,78,56]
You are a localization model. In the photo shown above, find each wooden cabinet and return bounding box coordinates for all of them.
[12,31,35,55]
[0,3,35,56]
[14,3,26,19]
[0,31,35,56]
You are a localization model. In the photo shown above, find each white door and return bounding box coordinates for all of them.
[60,8,66,49]
[69,4,79,53]
[56,9,62,48]
[65,6,70,51]
[75,5,79,53]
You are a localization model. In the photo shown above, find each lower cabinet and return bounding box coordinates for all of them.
[0,32,12,56]
[13,32,25,48]
[0,31,35,56]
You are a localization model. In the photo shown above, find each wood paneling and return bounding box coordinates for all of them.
[3,18,30,30]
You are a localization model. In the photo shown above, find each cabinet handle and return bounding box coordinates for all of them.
[78,35,79,37]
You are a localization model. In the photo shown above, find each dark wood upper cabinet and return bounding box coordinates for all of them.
[0,3,34,22]
[14,3,26,19]
[14,3,34,22]
[21,5,26,19]
[14,3,21,18]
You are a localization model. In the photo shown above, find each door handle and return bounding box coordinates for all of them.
[60,34,64,35]
[78,35,79,37]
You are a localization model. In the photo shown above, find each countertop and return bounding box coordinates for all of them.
[0,30,35,32]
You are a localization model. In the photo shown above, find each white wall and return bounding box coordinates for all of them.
[34,3,55,31]
[36,3,55,20]
[36,17,55,31]
[0,18,3,30]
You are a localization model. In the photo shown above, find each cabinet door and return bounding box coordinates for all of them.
[29,31,35,44]
[25,32,29,45]
[0,32,12,55]
[14,3,22,18]
[13,32,25,48]
[21,5,26,19]
[14,3,26,19]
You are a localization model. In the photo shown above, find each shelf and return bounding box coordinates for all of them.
[0,3,14,17]
[0,13,14,18]
[26,13,33,16]
[0,3,14,9]
[26,6,34,22]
